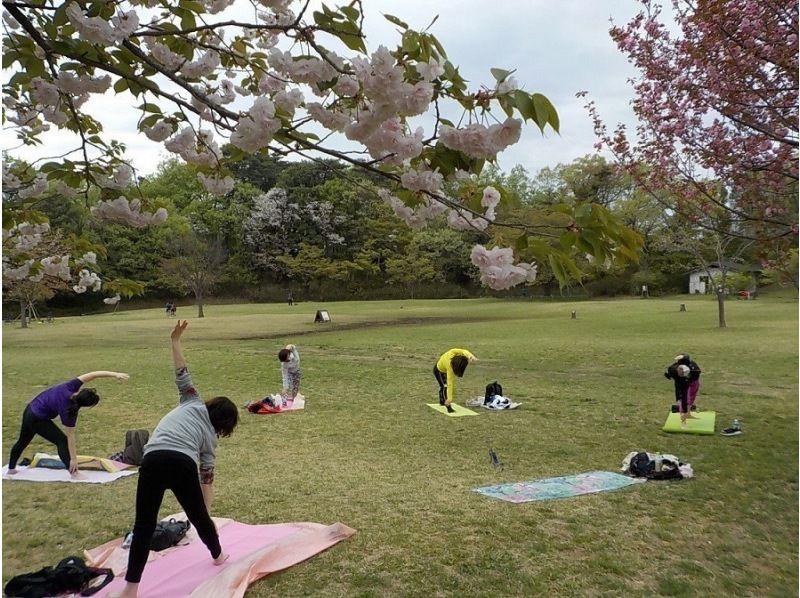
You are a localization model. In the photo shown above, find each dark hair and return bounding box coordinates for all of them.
[67,388,99,417]
[451,355,469,377]
[278,348,291,362]
[677,354,691,364]
[205,396,238,438]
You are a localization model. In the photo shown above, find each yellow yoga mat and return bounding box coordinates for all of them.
[426,404,478,417]
[663,411,716,435]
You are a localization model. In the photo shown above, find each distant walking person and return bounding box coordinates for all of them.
[170,303,177,317]
[7,370,130,475]
[111,321,238,598]
[433,348,477,413]
[287,290,294,306]
[165,302,172,317]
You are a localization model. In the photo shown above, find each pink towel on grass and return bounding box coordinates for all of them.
[91,519,355,598]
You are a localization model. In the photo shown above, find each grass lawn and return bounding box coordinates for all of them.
[2,294,797,597]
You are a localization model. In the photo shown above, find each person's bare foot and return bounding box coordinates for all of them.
[109,582,139,598]
[688,414,700,420]
[7,468,19,475]
[213,552,230,565]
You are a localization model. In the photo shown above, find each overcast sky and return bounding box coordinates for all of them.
[3,0,645,178]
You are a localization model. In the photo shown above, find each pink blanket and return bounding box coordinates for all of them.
[89,517,354,598]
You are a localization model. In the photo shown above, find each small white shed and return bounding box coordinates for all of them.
[687,261,761,294]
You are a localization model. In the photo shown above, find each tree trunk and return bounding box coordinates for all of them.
[19,299,27,329]
[196,288,205,318]
[716,290,727,328]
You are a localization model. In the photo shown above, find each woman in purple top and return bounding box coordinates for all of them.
[7,370,129,475]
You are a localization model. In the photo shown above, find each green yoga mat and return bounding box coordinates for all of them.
[663,411,716,435]
[427,404,478,417]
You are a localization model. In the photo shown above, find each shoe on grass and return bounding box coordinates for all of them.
[446,404,455,413]
[721,427,742,436]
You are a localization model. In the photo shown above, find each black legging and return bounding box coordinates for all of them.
[433,365,447,405]
[8,405,70,470]
[125,450,222,583]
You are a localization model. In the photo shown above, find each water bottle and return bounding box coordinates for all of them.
[732,418,741,431]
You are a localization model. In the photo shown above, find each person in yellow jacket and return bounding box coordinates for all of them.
[434,348,477,412]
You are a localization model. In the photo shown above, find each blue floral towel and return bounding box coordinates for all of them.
[474,471,645,503]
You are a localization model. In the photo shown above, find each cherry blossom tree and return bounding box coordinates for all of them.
[3,0,641,296]
[583,0,798,274]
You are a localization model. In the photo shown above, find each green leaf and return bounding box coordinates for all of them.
[490,68,513,82]
[559,231,577,249]
[139,114,161,128]
[532,93,559,133]
[138,102,162,113]
[513,90,538,122]
[180,11,196,31]
[182,0,206,13]
[498,96,514,118]
[2,50,18,69]
[427,34,447,59]
[313,10,333,28]
[575,203,592,225]
[340,5,359,20]
[515,235,529,251]
[332,20,367,53]
[548,254,567,287]
[402,31,420,53]
[383,14,408,29]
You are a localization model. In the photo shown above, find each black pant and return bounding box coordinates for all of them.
[125,450,221,583]
[433,365,447,405]
[8,405,70,470]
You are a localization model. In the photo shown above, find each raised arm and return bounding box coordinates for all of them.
[171,320,189,369]
[77,371,130,383]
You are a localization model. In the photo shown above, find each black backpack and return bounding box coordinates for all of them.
[4,556,114,597]
[628,452,655,477]
[122,429,150,466]
[149,518,191,551]
[484,381,503,404]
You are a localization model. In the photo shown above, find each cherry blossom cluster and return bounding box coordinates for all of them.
[377,189,448,231]
[65,3,139,46]
[470,245,538,290]
[197,173,235,195]
[73,269,102,293]
[4,222,51,252]
[439,118,522,160]
[90,197,168,227]
[446,187,500,232]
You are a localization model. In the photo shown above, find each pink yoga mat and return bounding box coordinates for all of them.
[94,520,354,598]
